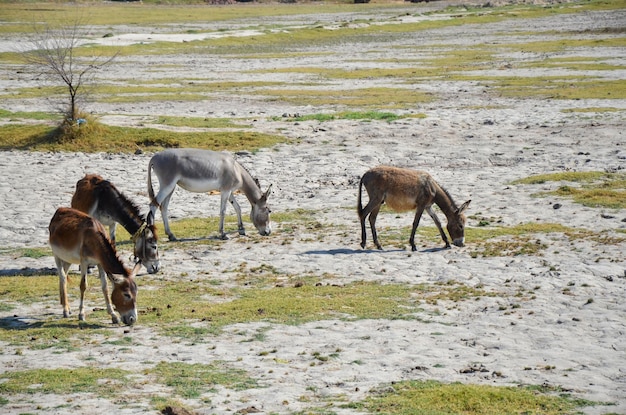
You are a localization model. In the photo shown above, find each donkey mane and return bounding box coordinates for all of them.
[436,183,459,211]
[236,158,262,190]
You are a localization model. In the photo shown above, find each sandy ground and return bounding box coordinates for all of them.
[0,3,625,414]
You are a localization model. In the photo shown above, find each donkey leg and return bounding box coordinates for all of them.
[426,206,451,249]
[410,207,426,252]
[359,213,368,249]
[229,194,245,235]
[368,205,383,250]
[78,261,89,321]
[56,258,71,318]
[98,266,120,324]
[160,192,177,241]
[218,192,231,240]
[359,199,382,249]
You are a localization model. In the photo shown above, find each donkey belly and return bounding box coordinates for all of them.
[50,243,84,265]
[177,176,224,193]
[385,192,418,212]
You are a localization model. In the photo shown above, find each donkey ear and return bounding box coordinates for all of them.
[263,184,273,200]
[457,200,471,215]
[146,210,155,226]
[108,273,124,285]
[131,261,142,276]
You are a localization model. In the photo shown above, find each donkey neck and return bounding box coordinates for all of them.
[237,163,263,204]
[432,183,458,219]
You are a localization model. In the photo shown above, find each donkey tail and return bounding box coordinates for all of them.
[147,158,158,208]
[357,175,364,218]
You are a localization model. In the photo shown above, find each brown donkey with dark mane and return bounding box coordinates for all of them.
[358,166,470,251]
[49,207,140,325]
[71,174,160,274]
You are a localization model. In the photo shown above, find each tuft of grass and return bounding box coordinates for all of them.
[147,361,258,399]
[352,380,595,415]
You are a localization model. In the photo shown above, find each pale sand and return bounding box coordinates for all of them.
[0,3,625,414]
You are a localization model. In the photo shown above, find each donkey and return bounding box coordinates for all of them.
[71,174,160,274]
[358,166,470,252]
[49,207,140,325]
[148,148,272,241]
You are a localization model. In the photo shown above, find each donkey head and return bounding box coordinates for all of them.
[251,184,272,236]
[109,262,141,325]
[133,211,160,274]
[447,200,471,247]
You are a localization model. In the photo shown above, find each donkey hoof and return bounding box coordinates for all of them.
[79,313,86,321]
[238,229,246,236]
[111,315,121,325]
[63,310,71,318]
[411,246,417,252]
[220,234,229,240]
[168,235,178,242]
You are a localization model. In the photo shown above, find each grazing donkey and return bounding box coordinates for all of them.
[147,148,272,241]
[49,207,140,325]
[358,166,470,251]
[71,174,160,274]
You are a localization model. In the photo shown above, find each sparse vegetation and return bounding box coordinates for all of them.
[147,361,258,399]
[513,171,626,208]
[351,380,595,415]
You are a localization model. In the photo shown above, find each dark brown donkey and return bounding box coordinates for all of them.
[71,174,160,274]
[358,166,470,251]
[49,207,140,325]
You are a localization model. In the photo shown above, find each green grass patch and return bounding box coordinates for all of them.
[147,361,258,399]
[466,222,624,258]
[562,107,623,113]
[140,280,424,337]
[498,37,626,55]
[372,217,624,256]
[461,76,626,100]
[153,115,252,129]
[0,367,131,396]
[512,171,626,208]
[0,274,116,349]
[0,121,287,153]
[137,277,497,339]
[352,380,595,415]
[0,274,58,306]
[520,56,625,71]
[261,87,432,109]
[0,109,57,121]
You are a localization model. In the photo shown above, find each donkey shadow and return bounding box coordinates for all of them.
[0,315,105,331]
[303,246,449,255]
[0,267,56,277]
